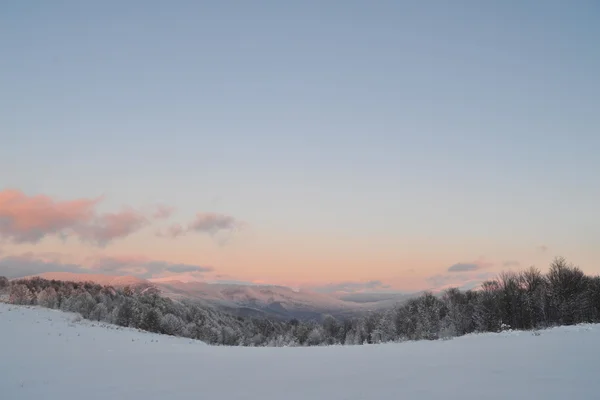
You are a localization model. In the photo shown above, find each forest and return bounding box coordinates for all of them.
[1,257,599,347]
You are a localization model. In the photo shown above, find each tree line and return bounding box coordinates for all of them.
[1,257,599,346]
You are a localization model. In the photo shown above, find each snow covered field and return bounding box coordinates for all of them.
[2,303,600,400]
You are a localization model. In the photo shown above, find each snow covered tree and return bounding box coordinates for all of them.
[322,315,341,344]
[140,307,163,333]
[161,313,184,336]
[89,303,109,321]
[115,298,136,327]
[9,284,34,305]
[306,326,325,346]
[0,276,8,289]
[72,292,97,318]
[292,322,312,345]
[37,287,58,308]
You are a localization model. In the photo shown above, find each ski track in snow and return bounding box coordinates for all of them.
[2,303,600,400]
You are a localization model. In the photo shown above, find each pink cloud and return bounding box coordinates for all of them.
[76,208,148,246]
[0,189,148,246]
[0,189,98,243]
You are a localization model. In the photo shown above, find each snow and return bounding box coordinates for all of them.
[2,303,600,399]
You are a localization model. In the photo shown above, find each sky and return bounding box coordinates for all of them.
[1,1,599,293]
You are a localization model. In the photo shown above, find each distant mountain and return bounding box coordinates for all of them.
[153,280,414,320]
[153,280,358,320]
[16,272,414,320]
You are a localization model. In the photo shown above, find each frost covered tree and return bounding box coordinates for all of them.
[0,276,8,290]
[89,303,109,321]
[115,298,137,327]
[37,287,58,309]
[322,315,341,344]
[161,313,184,336]
[9,284,34,305]
[140,308,162,333]
[72,292,97,318]
[306,326,325,346]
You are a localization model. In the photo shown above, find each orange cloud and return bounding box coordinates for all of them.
[0,189,98,243]
[0,189,148,246]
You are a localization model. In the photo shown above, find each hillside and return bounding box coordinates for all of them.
[20,272,151,289]
[2,303,600,399]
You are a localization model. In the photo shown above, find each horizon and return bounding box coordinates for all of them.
[1,1,599,293]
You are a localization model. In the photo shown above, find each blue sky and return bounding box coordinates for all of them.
[1,1,599,290]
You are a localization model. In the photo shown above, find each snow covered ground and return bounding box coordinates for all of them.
[2,303,600,400]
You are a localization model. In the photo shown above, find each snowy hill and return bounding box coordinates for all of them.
[2,303,600,400]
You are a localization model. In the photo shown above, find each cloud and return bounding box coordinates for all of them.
[88,255,213,279]
[431,258,496,290]
[427,271,496,291]
[537,245,548,253]
[188,213,243,235]
[155,213,244,243]
[0,189,98,243]
[0,253,85,278]
[153,205,175,220]
[503,260,521,267]
[447,258,493,273]
[75,208,148,246]
[0,252,213,281]
[0,189,149,246]
[311,280,391,294]
[448,263,480,272]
